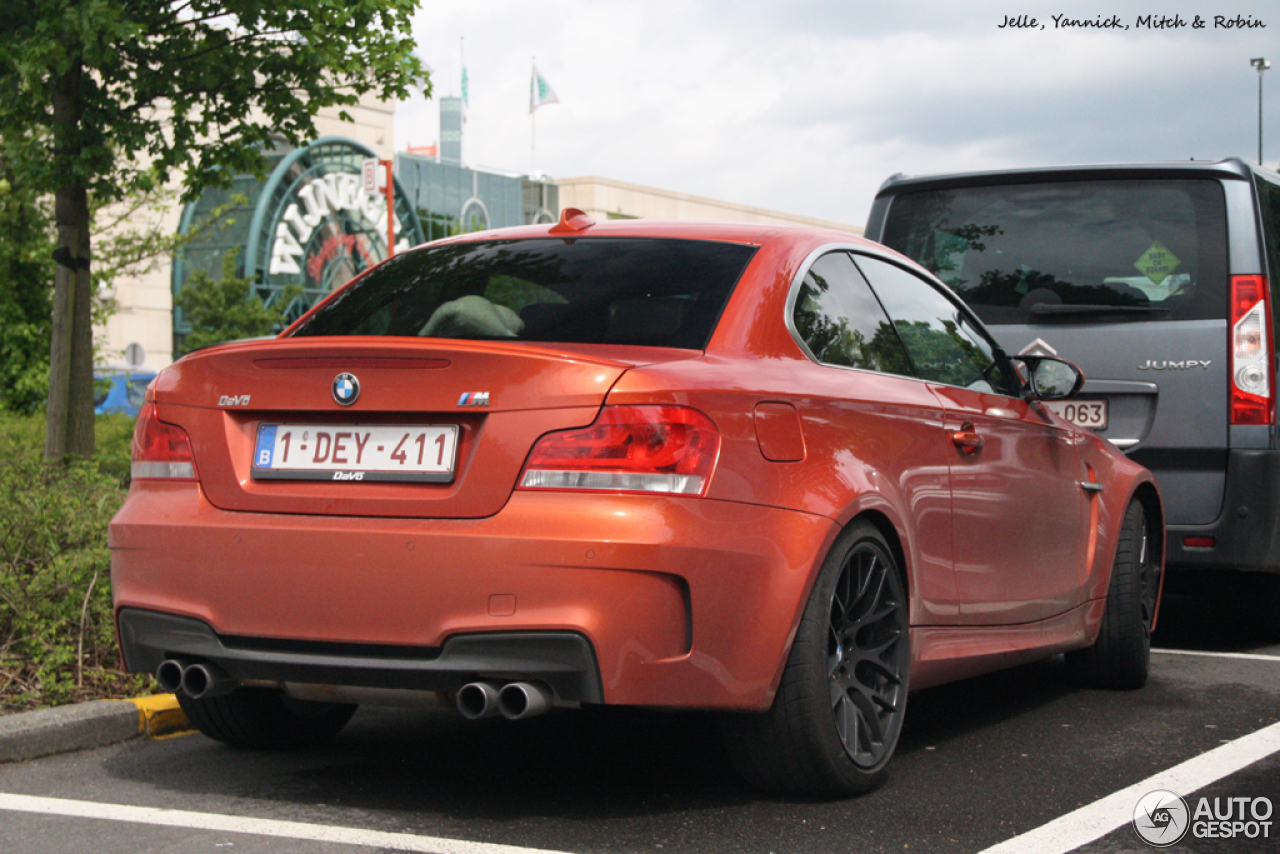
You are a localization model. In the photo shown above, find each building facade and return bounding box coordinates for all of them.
[557,175,862,232]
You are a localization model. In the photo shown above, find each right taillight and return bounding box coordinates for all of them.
[1230,274,1274,425]
[518,405,719,496]
[131,401,198,481]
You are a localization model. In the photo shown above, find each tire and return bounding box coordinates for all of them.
[1065,499,1158,689]
[177,687,357,750]
[1251,572,1280,640]
[719,521,910,797]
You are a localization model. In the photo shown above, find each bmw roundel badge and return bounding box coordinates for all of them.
[332,372,360,406]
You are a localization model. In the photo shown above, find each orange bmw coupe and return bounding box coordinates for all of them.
[111,212,1163,796]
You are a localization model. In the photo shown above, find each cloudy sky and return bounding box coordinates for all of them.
[396,1,1275,228]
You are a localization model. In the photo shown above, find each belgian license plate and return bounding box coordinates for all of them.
[252,423,459,482]
[1043,399,1108,430]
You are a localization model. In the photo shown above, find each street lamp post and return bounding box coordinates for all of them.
[1251,57,1270,165]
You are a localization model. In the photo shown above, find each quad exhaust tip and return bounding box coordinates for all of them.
[155,658,237,700]
[497,681,553,720]
[158,663,557,715]
[154,659,185,694]
[457,681,554,720]
[457,681,503,719]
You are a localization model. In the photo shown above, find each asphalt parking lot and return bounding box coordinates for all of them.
[1,588,1277,854]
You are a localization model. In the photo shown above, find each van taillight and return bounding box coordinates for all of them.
[1230,275,1274,425]
[131,401,198,481]
[519,405,719,496]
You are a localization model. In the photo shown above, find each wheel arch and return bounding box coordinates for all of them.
[1130,479,1166,630]
[854,508,910,600]
[1082,473,1166,627]
[1131,481,1165,563]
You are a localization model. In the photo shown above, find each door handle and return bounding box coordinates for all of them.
[951,423,984,455]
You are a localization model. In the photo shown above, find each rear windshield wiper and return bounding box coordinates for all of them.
[1028,303,1172,318]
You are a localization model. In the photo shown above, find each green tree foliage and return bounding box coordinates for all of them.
[0,1,430,459]
[0,166,54,414]
[175,251,297,356]
[0,156,242,413]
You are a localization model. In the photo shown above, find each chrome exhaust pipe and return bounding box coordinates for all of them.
[498,682,553,720]
[154,659,186,694]
[457,681,503,719]
[179,661,237,700]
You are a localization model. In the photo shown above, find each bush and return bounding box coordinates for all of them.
[174,250,297,357]
[0,411,148,711]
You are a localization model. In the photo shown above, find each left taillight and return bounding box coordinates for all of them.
[518,405,719,496]
[131,401,198,481]
[1230,274,1275,425]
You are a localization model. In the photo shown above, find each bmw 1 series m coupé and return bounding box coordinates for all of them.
[111,210,1163,796]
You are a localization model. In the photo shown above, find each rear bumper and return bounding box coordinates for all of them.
[110,484,836,711]
[1166,448,1280,574]
[117,609,605,703]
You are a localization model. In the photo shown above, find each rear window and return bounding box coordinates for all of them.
[289,237,758,349]
[878,179,1228,324]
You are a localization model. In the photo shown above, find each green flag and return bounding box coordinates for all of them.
[461,66,469,124]
[530,65,559,114]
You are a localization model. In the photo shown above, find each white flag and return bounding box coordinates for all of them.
[530,65,560,113]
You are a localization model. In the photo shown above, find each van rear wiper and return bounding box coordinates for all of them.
[1029,303,1172,317]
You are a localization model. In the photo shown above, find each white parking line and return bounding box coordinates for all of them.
[976,719,1280,854]
[0,793,572,854]
[1153,648,1280,662]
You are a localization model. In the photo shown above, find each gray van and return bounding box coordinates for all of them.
[865,159,1280,619]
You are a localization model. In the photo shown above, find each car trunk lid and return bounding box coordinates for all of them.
[151,338,671,519]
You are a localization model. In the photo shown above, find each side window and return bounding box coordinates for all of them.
[854,254,1016,396]
[791,252,912,376]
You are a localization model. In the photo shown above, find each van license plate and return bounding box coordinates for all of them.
[1042,400,1108,430]
[252,423,459,482]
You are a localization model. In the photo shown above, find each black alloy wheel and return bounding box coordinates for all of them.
[720,521,910,796]
[828,535,910,769]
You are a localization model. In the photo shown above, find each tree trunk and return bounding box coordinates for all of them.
[45,58,95,460]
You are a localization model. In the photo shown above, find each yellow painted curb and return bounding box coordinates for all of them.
[116,695,192,738]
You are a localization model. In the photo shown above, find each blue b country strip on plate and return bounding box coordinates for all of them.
[251,423,459,483]
[256,424,278,468]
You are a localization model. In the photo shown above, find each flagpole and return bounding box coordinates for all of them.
[531,56,537,175]
[460,37,466,160]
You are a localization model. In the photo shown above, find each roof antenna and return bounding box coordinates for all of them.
[549,207,596,235]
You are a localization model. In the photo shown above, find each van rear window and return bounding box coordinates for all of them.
[878,179,1228,324]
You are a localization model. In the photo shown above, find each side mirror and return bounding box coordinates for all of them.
[1009,355,1085,400]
